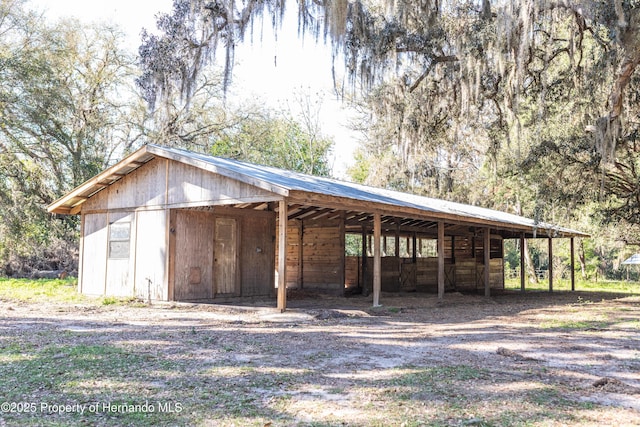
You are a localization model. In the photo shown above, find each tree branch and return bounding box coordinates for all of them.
[409,55,458,93]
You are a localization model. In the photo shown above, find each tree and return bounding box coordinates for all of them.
[137,1,640,279]
[0,2,141,274]
[211,106,333,176]
[138,1,639,191]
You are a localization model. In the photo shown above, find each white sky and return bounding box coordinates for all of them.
[28,0,358,177]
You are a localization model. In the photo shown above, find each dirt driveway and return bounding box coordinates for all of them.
[1,290,639,426]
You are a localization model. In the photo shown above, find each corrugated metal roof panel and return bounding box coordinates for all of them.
[153,145,587,237]
[48,144,588,238]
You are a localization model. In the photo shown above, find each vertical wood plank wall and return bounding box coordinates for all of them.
[105,211,135,297]
[79,157,278,300]
[80,213,108,295]
[280,218,346,292]
[174,210,215,300]
[135,210,168,300]
[347,234,505,293]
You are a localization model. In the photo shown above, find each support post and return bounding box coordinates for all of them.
[297,220,303,289]
[395,218,401,289]
[484,228,491,297]
[373,213,381,306]
[570,237,575,291]
[548,237,553,292]
[520,234,526,292]
[339,212,346,294]
[412,232,417,263]
[437,221,445,300]
[361,226,367,293]
[277,200,288,312]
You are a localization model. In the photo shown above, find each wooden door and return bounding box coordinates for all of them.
[174,210,214,300]
[214,217,238,295]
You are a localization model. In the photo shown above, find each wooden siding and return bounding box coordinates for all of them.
[173,207,274,301]
[134,209,167,300]
[345,256,359,289]
[302,220,344,292]
[81,158,280,214]
[283,221,302,289]
[81,213,108,295]
[167,161,277,208]
[214,217,239,295]
[105,211,136,297]
[346,235,505,293]
[240,211,275,297]
[173,210,214,300]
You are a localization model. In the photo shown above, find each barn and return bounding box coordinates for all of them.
[48,144,587,310]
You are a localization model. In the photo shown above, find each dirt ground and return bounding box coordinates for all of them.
[1,289,640,426]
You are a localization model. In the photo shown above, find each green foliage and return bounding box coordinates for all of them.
[0,3,141,274]
[345,234,362,257]
[210,110,333,176]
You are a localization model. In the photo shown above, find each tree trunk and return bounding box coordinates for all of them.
[578,239,587,280]
[523,238,539,284]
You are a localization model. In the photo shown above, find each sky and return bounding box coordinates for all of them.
[28,0,358,177]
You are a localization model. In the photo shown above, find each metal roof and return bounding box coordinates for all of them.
[48,144,588,238]
[622,254,640,265]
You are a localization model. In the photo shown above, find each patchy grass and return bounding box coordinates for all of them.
[505,277,640,294]
[539,319,611,330]
[0,277,85,303]
[1,280,640,426]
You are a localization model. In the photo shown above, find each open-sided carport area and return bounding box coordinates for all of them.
[47,144,588,311]
[271,195,587,311]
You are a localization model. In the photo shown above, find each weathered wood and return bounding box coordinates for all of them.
[301,221,343,291]
[437,221,445,299]
[298,221,304,288]
[277,200,288,311]
[168,209,177,301]
[548,238,553,292]
[412,232,417,263]
[168,161,276,207]
[345,256,360,289]
[107,158,167,210]
[147,144,290,196]
[570,237,575,291]
[339,212,346,293]
[240,212,275,297]
[214,217,238,295]
[174,210,214,300]
[78,214,86,294]
[134,209,167,301]
[361,227,368,291]
[288,191,578,238]
[373,213,381,306]
[105,212,135,297]
[484,227,491,297]
[48,151,155,214]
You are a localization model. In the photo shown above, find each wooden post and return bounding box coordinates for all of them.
[412,232,417,263]
[361,226,367,292]
[437,221,445,300]
[78,214,85,294]
[277,200,288,312]
[520,234,526,292]
[395,218,401,289]
[451,236,456,263]
[570,237,575,291]
[484,228,491,297]
[297,220,303,289]
[395,218,400,257]
[373,213,382,306]
[548,237,553,292]
[339,212,346,294]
